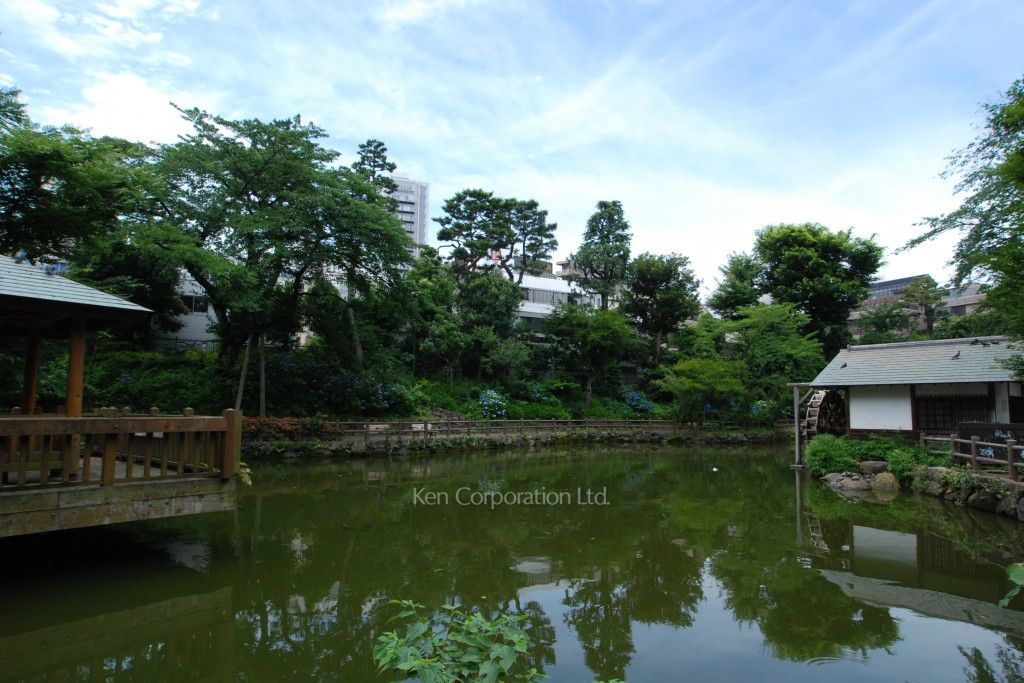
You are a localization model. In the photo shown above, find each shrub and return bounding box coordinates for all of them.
[477,389,508,418]
[623,389,655,413]
[806,435,860,476]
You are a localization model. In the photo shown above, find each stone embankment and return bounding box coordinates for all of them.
[821,461,1024,521]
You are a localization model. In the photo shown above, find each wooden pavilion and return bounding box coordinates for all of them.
[0,254,238,537]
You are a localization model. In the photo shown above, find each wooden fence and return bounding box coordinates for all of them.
[921,433,1023,481]
[0,408,240,491]
[248,417,681,441]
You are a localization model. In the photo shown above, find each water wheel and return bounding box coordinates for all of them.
[804,390,847,440]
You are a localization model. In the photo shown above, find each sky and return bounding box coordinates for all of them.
[3,0,1024,293]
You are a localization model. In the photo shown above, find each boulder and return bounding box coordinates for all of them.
[923,481,945,497]
[924,466,952,482]
[967,489,1000,513]
[997,495,1019,517]
[821,472,872,492]
[860,461,889,475]
[871,472,900,492]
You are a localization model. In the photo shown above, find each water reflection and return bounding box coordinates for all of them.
[3,447,1024,681]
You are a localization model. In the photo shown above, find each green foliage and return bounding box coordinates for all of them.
[754,222,883,357]
[570,200,631,310]
[806,435,948,478]
[434,189,557,283]
[621,252,701,362]
[854,300,914,341]
[373,600,544,683]
[478,389,508,418]
[655,356,748,424]
[706,252,761,319]
[932,309,1011,340]
[1000,563,1024,607]
[805,435,860,476]
[544,304,637,401]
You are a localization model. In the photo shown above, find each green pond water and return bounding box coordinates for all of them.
[5,446,1024,682]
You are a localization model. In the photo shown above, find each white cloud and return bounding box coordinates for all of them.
[376,0,482,25]
[37,72,221,143]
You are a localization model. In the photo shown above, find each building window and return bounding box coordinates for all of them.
[182,295,209,314]
[916,395,990,432]
[949,305,967,316]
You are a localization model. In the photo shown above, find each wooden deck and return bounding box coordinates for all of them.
[0,409,240,537]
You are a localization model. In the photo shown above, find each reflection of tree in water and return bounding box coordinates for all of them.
[563,569,636,681]
[961,635,1024,683]
[516,599,557,672]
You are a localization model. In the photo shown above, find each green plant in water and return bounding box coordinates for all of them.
[1000,563,1024,607]
[373,600,544,682]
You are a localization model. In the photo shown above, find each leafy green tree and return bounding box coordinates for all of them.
[853,300,914,344]
[722,304,824,415]
[0,117,150,261]
[351,138,397,196]
[458,271,528,380]
[435,189,557,283]
[142,106,410,354]
[905,76,1024,349]
[706,252,761,319]
[570,200,631,310]
[1,87,28,133]
[901,275,945,334]
[621,253,700,363]
[544,304,636,402]
[655,357,748,425]
[932,309,1011,340]
[754,222,883,358]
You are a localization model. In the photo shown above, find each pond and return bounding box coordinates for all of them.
[3,445,1024,682]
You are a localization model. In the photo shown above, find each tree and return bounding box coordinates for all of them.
[434,189,557,282]
[754,223,882,358]
[904,76,1024,346]
[570,200,631,310]
[351,138,397,196]
[722,304,824,414]
[1,87,28,133]
[544,304,636,403]
[655,357,748,425]
[706,252,761,319]
[932,309,1011,340]
[621,253,701,363]
[142,106,410,355]
[1,119,150,261]
[901,275,945,334]
[853,300,913,344]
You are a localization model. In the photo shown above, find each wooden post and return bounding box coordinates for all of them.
[1009,440,1019,482]
[793,385,802,467]
[970,436,979,469]
[258,334,266,418]
[102,433,117,485]
[221,409,241,480]
[22,332,42,414]
[65,316,86,417]
[235,333,253,411]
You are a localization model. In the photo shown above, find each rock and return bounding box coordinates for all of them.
[822,472,872,492]
[871,472,900,492]
[923,481,945,497]
[1018,497,1024,522]
[997,495,1018,517]
[860,461,888,475]
[924,466,951,482]
[967,490,1000,513]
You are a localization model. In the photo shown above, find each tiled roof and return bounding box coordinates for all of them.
[811,336,1019,386]
[0,255,151,315]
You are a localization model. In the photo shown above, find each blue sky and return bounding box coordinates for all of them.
[3,0,1024,291]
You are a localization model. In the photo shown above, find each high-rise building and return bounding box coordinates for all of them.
[390,176,428,257]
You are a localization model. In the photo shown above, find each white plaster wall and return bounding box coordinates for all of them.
[995,382,1011,422]
[916,383,988,397]
[850,385,914,431]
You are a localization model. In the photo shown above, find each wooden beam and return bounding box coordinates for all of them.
[22,332,41,414]
[65,316,86,417]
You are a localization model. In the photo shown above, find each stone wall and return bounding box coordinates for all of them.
[912,466,1024,520]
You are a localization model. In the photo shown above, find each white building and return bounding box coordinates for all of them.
[516,272,597,331]
[391,176,428,257]
[808,336,1024,434]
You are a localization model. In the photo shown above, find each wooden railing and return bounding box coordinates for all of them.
[0,409,240,490]
[921,433,1023,481]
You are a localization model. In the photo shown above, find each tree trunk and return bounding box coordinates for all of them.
[235,333,253,411]
[654,330,663,364]
[585,374,594,405]
[346,299,364,368]
[258,334,266,418]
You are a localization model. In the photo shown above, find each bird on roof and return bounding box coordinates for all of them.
[951,351,961,360]
[840,362,847,368]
